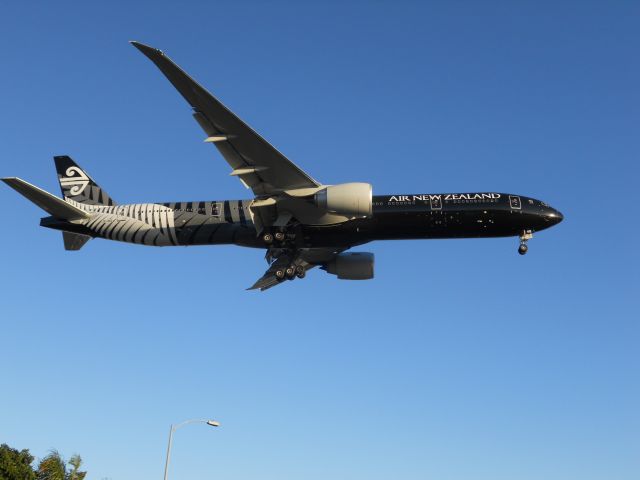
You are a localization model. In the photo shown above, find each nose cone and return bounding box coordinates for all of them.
[547,209,564,225]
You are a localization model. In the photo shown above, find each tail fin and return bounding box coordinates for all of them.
[54,155,116,206]
[2,177,90,220]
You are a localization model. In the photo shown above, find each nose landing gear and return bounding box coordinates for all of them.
[518,230,533,255]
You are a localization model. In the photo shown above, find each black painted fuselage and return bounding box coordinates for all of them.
[41,192,563,249]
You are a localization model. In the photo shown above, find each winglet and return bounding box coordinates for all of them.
[130,41,164,57]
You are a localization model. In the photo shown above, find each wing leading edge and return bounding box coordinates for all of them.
[130,41,321,195]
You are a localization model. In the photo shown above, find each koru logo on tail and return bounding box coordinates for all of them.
[60,167,89,196]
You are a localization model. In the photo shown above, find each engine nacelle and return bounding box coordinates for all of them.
[323,252,374,280]
[314,183,372,218]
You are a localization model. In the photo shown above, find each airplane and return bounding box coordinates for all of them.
[2,41,563,291]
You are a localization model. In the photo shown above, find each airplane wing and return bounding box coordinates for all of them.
[248,247,345,291]
[131,41,321,196]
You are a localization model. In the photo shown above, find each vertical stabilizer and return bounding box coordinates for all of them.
[54,155,116,206]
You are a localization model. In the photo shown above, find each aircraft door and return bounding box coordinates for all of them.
[509,195,522,210]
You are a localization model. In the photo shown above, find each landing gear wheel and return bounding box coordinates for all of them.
[295,265,305,276]
[518,230,532,256]
[263,233,274,245]
[275,269,286,281]
[275,231,286,242]
[296,270,306,279]
[285,265,296,279]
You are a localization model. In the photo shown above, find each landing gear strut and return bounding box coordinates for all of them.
[518,230,533,255]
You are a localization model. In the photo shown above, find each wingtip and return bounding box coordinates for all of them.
[130,40,163,56]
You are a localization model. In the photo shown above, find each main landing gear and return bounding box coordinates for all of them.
[262,228,296,247]
[263,223,306,283]
[518,230,533,255]
[275,265,306,282]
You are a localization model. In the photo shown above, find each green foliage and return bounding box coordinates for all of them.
[36,451,86,480]
[66,455,85,480]
[0,444,36,480]
[35,451,66,480]
[0,446,86,480]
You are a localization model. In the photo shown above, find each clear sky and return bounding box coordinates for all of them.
[1,1,638,479]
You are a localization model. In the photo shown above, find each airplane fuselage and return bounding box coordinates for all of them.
[41,192,563,249]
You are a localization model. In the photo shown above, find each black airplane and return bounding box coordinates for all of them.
[2,42,563,290]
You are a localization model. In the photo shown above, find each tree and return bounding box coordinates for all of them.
[0,443,36,480]
[35,451,65,480]
[66,455,85,480]
[35,451,85,480]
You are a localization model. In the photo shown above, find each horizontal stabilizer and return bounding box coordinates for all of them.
[63,231,91,251]
[2,177,90,220]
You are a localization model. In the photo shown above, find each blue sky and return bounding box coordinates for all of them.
[1,1,638,479]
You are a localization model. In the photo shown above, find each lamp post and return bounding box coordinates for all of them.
[163,419,220,480]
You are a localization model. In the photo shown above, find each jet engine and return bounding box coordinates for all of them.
[314,183,372,218]
[323,252,374,280]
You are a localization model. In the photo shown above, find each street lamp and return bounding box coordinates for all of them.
[163,418,220,480]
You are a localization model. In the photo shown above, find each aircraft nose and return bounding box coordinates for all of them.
[548,209,563,224]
